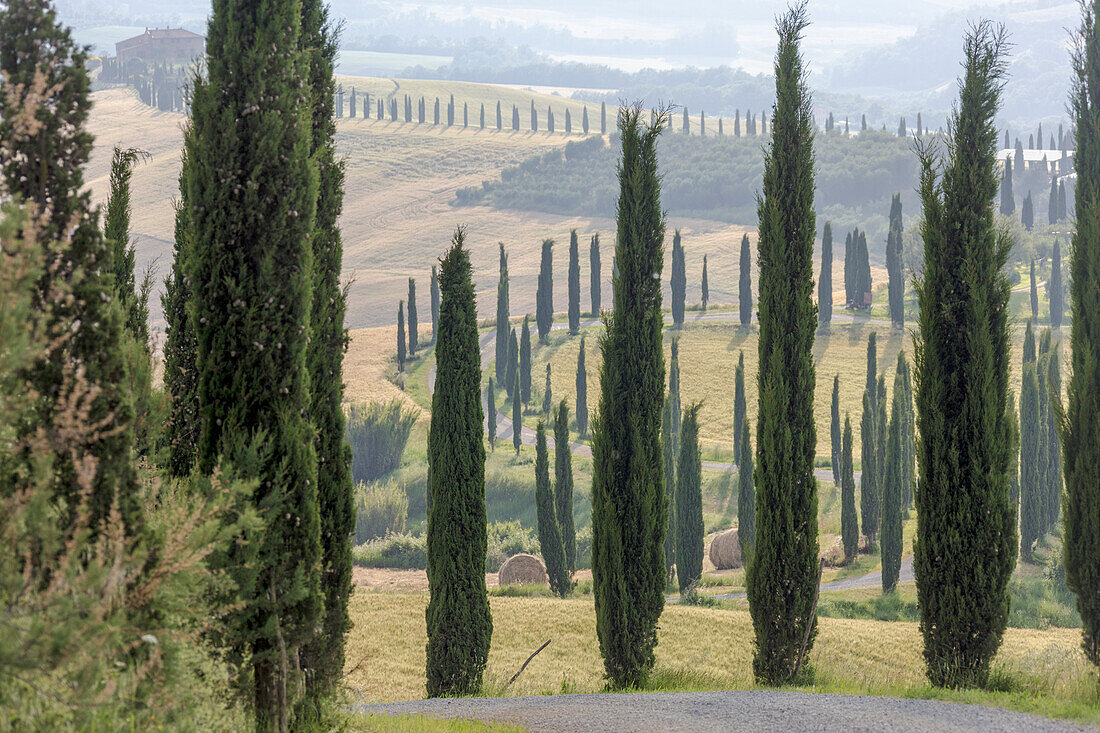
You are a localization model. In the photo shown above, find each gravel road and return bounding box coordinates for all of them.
[360,690,1090,732]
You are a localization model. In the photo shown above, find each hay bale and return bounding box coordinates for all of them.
[708,529,742,570]
[498,553,548,586]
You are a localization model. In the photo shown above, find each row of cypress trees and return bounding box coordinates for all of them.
[843,227,872,309]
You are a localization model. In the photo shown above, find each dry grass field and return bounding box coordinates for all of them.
[344,592,1100,724]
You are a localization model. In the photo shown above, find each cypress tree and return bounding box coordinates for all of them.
[819,222,833,327]
[479,103,485,129]
[537,238,554,343]
[590,233,601,315]
[857,229,872,308]
[1000,158,1015,215]
[866,332,879,401]
[1037,333,1052,538]
[590,106,667,688]
[601,101,607,134]
[1030,259,1040,321]
[887,193,905,328]
[1007,390,1019,514]
[861,113,867,131]
[300,0,355,703]
[1020,360,1041,560]
[535,421,569,597]
[1059,180,1068,221]
[739,233,752,326]
[1050,239,1064,328]
[735,109,741,136]
[899,354,916,510]
[505,328,518,399]
[520,315,532,405]
[860,389,879,544]
[542,363,553,416]
[495,243,510,382]
[675,405,703,594]
[105,146,150,348]
[701,254,709,311]
[831,376,841,486]
[1023,190,1035,230]
[1043,338,1063,533]
[882,371,904,592]
[487,378,496,450]
[583,106,590,134]
[747,4,820,685]
[431,265,440,343]
[531,100,538,132]
[496,101,502,130]
[669,338,682,441]
[840,415,859,563]
[512,360,522,456]
[662,398,677,583]
[1064,0,1100,665]
[737,414,756,564]
[568,229,581,334]
[426,232,493,696]
[844,230,854,305]
[408,277,418,355]
[397,302,406,371]
[1049,176,1060,225]
[576,338,588,438]
[186,0,322,718]
[554,400,576,573]
[876,372,888,522]
[671,229,686,327]
[913,23,1015,688]
[734,351,747,458]
[512,105,519,131]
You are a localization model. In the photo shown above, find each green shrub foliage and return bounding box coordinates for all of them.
[346,400,418,484]
[355,481,409,543]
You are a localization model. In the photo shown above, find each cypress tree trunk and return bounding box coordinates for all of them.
[701,254,709,310]
[408,278,418,355]
[739,233,752,326]
[671,229,686,327]
[487,378,496,450]
[840,415,859,563]
[569,229,581,334]
[186,0,323,719]
[675,405,703,594]
[431,265,440,343]
[913,23,1014,688]
[882,370,904,592]
[427,231,493,696]
[1050,239,1063,328]
[576,338,588,438]
[746,3,820,686]
[554,400,576,573]
[819,222,833,327]
[591,106,667,689]
[520,315,532,405]
[830,376,841,486]
[737,415,756,564]
[536,421,570,597]
[887,193,905,328]
[1063,0,1100,665]
[495,244,509,382]
[537,239,554,343]
[590,233,601,315]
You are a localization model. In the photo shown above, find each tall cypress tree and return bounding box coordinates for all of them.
[186,0,322,719]
[1007,390,1019,517]
[747,4,820,685]
[1037,332,1052,544]
[1063,0,1100,665]
[299,0,355,704]
[676,405,703,594]
[860,389,879,544]
[486,378,496,450]
[701,254,709,310]
[520,314,532,405]
[819,222,833,327]
[1049,175,1060,225]
[495,243,510,382]
[408,277,418,355]
[737,415,756,564]
[568,229,581,334]
[397,302,406,372]
[734,350,747,458]
[887,193,905,328]
[512,358,522,456]
[430,265,440,343]
[844,230,854,305]
[542,363,553,416]
[554,400,576,573]
[590,233,601,315]
[105,146,150,348]
[590,106,667,688]
[671,229,686,327]
[1043,338,1063,533]
[830,376,841,486]
[840,414,859,563]
[1030,259,1039,321]
[426,232,493,696]
[1050,238,1064,328]
[1022,190,1035,230]
[739,233,752,326]
[1020,360,1041,560]
[1000,158,1015,215]
[661,398,677,583]
[857,229,872,308]
[882,372,904,592]
[535,421,569,597]
[875,372,888,522]
[899,354,916,510]
[576,337,588,438]
[913,23,1014,688]
[505,328,518,398]
[583,106,590,134]
[537,238,554,343]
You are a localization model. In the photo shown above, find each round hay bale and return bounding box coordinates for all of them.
[708,529,742,570]
[498,553,548,586]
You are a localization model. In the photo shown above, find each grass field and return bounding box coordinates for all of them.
[344,592,1100,724]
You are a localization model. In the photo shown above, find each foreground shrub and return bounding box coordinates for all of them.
[346,400,418,484]
[354,532,428,570]
[355,480,409,543]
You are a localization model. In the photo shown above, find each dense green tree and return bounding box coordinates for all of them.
[898,354,916,510]
[860,389,879,544]
[590,106,668,688]
[1037,332,1052,538]
[537,238,554,343]
[535,421,570,597]
[397,302,406,372]
[1000,158,1015,215]
[569,229,581,334]
[746,4,820,686]
[853,229,872,308]
[1043,337,1063,533]
[1050,239,1064,328]
[882,373,904,592]
[841,415,859,563]
[497,101,502,130]
[1020,361,1041,560]
[542,363,553,416]
[1049,176,1061,225]
[669,339,682,440]
[105,146,151,348]
[576,338,588,438]
[661,399,677,583]
[426,232,493,696]
[734,351,747,458]
[1022,190,1034,231]
[843,230,854,305]
[505,329,518,399]
[1063,0,1100,665]
[819,222,833,327]
[671,229,686,327]
[554,400,576,573]
[701,254,709,310]
[408,277,419,355]
[513,105,519,131]
[590,233,601,315]
[1007,390,1019,514]
[1059,180,1068,221]
[1030,259,1039,321]
[866,332,879,404]
[737,415,756,564]
[495,243,510,382]
[486,377,496,450]
[739,233,752,326]
[675,405,703,594]
[913,23,1015,688]
[875,373,888,524]
[831,376,841,486]
[512,362,522,456]
[887,193,905,328]
[430,265,440,343]
[583,106,590,134]
[520,315,533,405]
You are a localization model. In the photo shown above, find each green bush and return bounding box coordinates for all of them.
[486,520,540,572]
[354,480,409,543]
[354,532,428,570]
[816,591,920,622]
[346,400,418,484]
